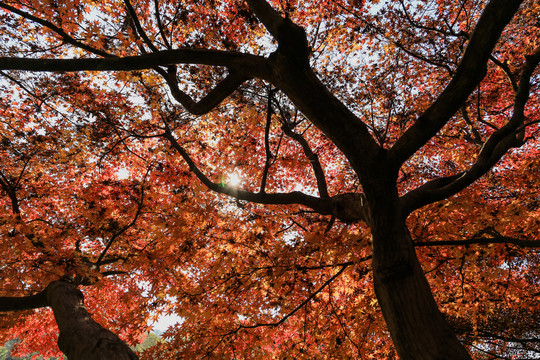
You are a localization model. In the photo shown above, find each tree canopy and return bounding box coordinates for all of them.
[0,0,538,359]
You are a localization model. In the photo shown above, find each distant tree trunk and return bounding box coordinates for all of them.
[367,186,472,360]
[46,280,138,360]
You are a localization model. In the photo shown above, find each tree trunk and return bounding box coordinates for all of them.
[368,193,472,360]
[45,280,139,360]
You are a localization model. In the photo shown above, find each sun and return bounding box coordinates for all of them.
[226,172,242,187]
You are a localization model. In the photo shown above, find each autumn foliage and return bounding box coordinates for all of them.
[0,0,539,359]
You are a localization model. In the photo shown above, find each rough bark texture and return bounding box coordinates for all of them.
[45,280,138,360]
[367,185,472,360]
[372,226,472,359]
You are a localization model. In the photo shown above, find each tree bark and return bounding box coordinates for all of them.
[368,187,472,360]
[45,280,139,360]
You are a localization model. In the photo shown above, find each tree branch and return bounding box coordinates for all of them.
[460,105,483,145]
[162,126,334,213]
[0,291,48,312]
[244,0,285,40]
[389,0,524,167]
[415,237,540,248]
[260,88,275,193]
[95,166,151,264]
[0,48,268,75]
[164,123,369,221]
[0,2,112,58]
[0,169,20,214]
[153,0,172,50]
[245,0,310,62]
[279,114,329,198]
[400,46,540,215]
[397,0,464,38]
[225,264,350,333]
[123,0,159,53]
[489,55,518,92]
[164,66,249,115]
[395,41,454,74]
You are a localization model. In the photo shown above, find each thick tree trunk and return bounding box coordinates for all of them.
[45,280,138,360]
[368,192,472,360]
[267,52,473,357]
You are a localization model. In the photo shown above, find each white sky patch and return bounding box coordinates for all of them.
[151,313,184,333]
[115,168,130,180]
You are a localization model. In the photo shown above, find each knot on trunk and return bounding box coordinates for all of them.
[330,193,370,223]
[273,18,310,67]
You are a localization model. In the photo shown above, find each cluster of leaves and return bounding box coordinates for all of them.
[0,0,538,359]
[0,339,62,359]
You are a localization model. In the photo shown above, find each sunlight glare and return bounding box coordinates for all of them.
[227,172,242,187]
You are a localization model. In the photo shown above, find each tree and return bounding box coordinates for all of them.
[0,0,538,358]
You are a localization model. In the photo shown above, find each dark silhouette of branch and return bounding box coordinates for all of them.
[275,100,329,198]
[164,124,370,221]
[165,66,249,115]
[226,263,351,332]
[0,48,268,75]
[489,55,518,92]
[123,0,159,53]
[0,169,20,214]
[163,125,334,213]
[95,166,151,264]
[244,0,288,43]
[153,0,172,49]
[415,237,540,248]
[460,105,483,145]
[260,88,275,193]
[401,46,540,215]
[0,290,48,312]
[328,293,362,355]
[389,0,525,167]
[0,2,112,58]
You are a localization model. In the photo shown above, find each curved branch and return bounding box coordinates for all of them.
[95,166,151,264]
[163,127,332,213]
[395,41,454,74]
[274,99,329,198]
[460,105,483,145]
[489,56,518,92]
[153,0,172,50]
[400,46,540,215]
[389,0,524,167]
[164,127,369,222]
[397,0,464,38]
[281,122,329,198]
[165,67,249,115]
